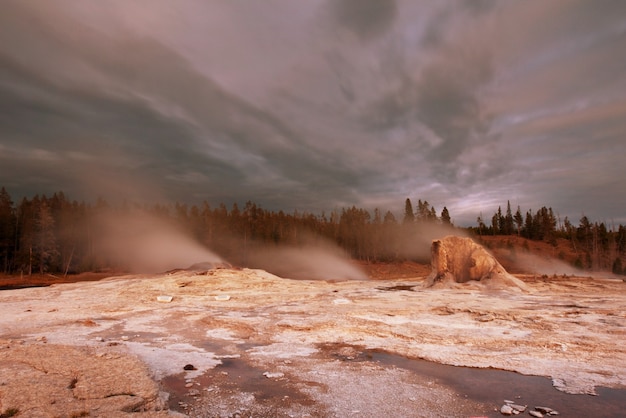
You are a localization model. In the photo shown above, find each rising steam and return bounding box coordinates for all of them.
[93,209,222,273]
[394,222,467,262]
[510,252,586,277]
[246,241,368,281]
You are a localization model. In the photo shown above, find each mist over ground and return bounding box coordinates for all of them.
[93,209,223,273]
[87,206,466,280]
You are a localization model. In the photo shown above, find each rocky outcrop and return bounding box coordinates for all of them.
[424,235,529,291]
[0,342,170,416]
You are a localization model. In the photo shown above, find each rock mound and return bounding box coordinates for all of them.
[0,342,170,416]
[424,235,529,291]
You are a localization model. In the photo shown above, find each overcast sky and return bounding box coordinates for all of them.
[1,0,625,226]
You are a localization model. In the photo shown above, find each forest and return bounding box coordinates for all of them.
[0,187,624,276]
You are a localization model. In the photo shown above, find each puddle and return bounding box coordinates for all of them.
[0,284,49,291]
[162,357,315,414]
[369,350,626,418]
[315,343,624,417]
[215,358,309,401]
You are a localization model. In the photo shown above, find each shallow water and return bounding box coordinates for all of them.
[162,356,316,414]
[163,341,625,417]
[370,350,626,417]
[0,284,49,290]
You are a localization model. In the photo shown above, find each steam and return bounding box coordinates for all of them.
[393,223,466,262]
[245,237,368,281]
[510,252,586,277]
[93,209,222,273]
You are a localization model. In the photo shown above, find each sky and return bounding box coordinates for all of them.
[1,0,625,226]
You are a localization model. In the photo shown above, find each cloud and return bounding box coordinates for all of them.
[1,0,625,227]
[329,0,398,41]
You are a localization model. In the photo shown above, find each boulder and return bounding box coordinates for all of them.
[424,236,529,291]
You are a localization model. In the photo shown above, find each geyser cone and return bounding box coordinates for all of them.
[425,235,529,291]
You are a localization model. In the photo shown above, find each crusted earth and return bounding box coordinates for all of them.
[0,267,625,416]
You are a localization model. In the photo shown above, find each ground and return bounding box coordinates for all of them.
[0,263,625,417]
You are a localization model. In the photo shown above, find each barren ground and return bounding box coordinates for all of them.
[0,266,625,417]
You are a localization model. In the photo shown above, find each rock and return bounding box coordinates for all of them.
[529,411,543,418]
[0,344,165,414]
[535,406,554,414]
[183,364,197,370]
[424,236,529,291]
[263,371,285,379]
[510,404,527,412]
[500,404,514,415]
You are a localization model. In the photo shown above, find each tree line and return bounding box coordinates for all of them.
[471,200,626,274]
[0,188,624,275]
[0,189,454,275]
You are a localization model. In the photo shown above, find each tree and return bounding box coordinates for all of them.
[513,206,523,236]
[429,206,437,221]
[491,210,500,235]
[476,213,485,236]
[416,200,432,222]
[523,210,534,239]
[0,187,15,273]
[612,258,623,275]
[34,199,59,275]
[440,207,451,225]
[383,211,397,224]
[503,201,514,235]
[617,225,626,255]
[403,198,414,224]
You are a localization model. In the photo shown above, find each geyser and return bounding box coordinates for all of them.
[425,235,529,291]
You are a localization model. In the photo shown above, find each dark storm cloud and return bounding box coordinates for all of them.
[0,0,363,209]
[416,47,493,174]
[1,0,625,225]
[330,0,397,40]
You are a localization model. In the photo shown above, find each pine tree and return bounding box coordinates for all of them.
[0,187,15,273]
[34,199,59,274]
[403,198,414,224]
[513,206,523,236]
[504,201,514,235]
[441,207,451,225]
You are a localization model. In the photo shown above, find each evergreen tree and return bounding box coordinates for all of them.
[0,187,15,273]
[491,211,500,235]
[403,198,414,224]
[476,213,486,236]
[513,206,523,236]
[504,201,514,235]
[440,207,451,225]
[429,206,437,221]
[612,257,623,275]
[416,200,432,222]
[383,211,397,224]
[34,199,59,274]
[523,210,533,239]
[617,225,626,254]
